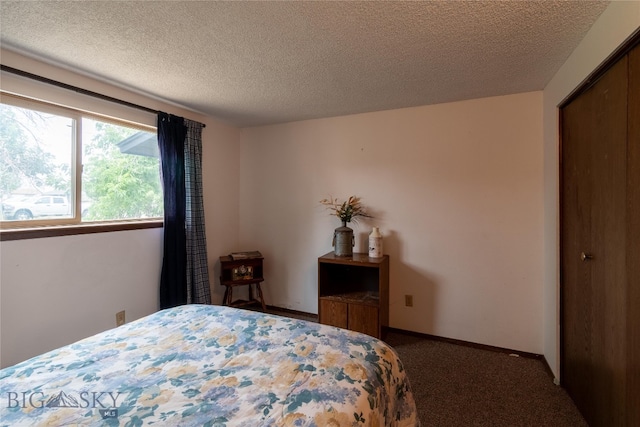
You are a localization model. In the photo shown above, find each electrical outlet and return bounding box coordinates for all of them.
[116,310,125,326]
[405,295,413,307]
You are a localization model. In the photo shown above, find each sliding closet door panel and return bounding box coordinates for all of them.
[561,82,595,420]
[590,56,628,427]
[627,43,640,427]
[561,55,628,426]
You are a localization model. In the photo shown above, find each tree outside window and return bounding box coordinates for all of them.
[0,98,162,224]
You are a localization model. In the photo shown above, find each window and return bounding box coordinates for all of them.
[82,117,162,221]
[0,93,162,229]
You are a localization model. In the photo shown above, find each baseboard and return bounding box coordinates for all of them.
[386,327,545,361]
[266,305,318,321]
[539,355,557,383]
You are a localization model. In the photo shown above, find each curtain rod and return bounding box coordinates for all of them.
[0,64,205,128]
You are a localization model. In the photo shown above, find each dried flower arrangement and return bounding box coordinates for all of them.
[319,196,372,224]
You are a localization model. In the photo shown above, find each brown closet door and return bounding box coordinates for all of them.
[561,54,628,425]
[627,43,640,427]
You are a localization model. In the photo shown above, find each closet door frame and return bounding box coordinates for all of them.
[558,29,640,426]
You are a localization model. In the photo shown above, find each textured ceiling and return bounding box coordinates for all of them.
[1,1,609,127]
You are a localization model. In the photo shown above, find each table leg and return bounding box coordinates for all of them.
[256,282,266,311]
[223,286,229,306]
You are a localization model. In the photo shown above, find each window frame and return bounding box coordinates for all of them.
[0,92,163,239]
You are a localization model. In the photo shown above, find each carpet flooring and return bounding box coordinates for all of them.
[264,307,587,426]
[384,331,587,426]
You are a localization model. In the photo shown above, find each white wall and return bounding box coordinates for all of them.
[0,50,241,367]
[240,92,544,354]
[542,3,640,379]
[0,229,162,367]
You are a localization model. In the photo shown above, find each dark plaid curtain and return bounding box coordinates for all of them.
[157,112,211,309]
[184,119,211,305]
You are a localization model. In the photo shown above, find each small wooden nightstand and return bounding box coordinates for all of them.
[318,252,389,338]
[219,252,266,310]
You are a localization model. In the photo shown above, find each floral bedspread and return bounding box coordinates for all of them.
[0,304,419,426]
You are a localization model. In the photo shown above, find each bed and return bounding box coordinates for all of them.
[0,304,419,426]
